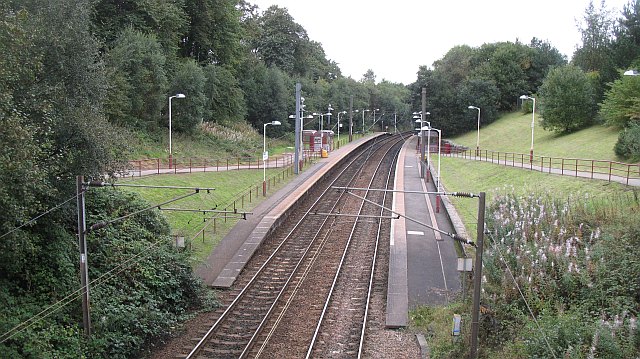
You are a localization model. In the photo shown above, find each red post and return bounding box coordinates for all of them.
[157,158,160,174]
[436,194,440,213]
[262,180,266,196]
[169,154,173,169]
[189,158,192,173]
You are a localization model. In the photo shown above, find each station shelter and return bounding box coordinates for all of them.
[303,129,334,152]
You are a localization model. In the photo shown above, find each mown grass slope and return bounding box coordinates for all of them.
[450,112,622,161]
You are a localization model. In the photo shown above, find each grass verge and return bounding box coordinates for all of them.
[450,112,621,161]
[120,167,295,265]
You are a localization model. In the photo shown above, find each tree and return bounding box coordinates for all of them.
[474,42,529,110]
[169,60,207,133]
[239,59,292,132]
[92,0,188,57]
[181,0,243,67]
[572,0,617,101]
[252,6,308,75]
[612,0,640,70]
[599,73,640,127]
[202,64,247,124]
[539,65,596,133]
[527,38,567,91]
[105,28,168,131]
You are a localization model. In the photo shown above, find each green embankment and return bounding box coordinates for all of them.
[451,112,621,161]
[122,168,290,264]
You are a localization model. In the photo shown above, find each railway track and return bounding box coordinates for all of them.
[184,134,404,358]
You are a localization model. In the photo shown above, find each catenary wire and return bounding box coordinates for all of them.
[0,193,80,241]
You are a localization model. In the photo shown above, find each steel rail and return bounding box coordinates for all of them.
[185,136,390,359]
[245,135,392,358]
[305,137,404,358]
[358,143,399,358]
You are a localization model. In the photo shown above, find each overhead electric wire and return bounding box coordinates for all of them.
[0,193,80,241]
[1,190,205,343]
[0,235,167,343]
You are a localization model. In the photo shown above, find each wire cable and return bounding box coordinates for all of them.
[0,193,80,241]
[0,234,167,344]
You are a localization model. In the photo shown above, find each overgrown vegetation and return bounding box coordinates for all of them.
[479,191,640,357]
[0,189,213,358]
[414,180,640,358]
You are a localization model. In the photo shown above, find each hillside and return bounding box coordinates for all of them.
[449,112,622,161]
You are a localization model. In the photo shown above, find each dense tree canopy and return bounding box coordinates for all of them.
[539,65,597,133]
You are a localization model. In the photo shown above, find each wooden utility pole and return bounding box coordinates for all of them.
[470,192,486,358]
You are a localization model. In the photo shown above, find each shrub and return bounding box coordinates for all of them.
[614,122,640,159]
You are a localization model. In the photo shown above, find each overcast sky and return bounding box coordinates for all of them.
[249,0,631,84]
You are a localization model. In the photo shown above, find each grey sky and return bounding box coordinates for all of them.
[250,0,630,84]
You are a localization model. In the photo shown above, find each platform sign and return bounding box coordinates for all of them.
[452,314,462,336]
[313,136,322,151]
[263,151,269,161]
[457,257,473,272]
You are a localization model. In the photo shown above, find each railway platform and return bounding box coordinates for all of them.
[386,135,465,328]
[196,134,385,288]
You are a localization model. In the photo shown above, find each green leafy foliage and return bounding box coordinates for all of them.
[482,191,640,357]
[202,64,247,124]
[599,74,640,128]
[105,28,169,130]
[614,122,640,159]
[169,60,207,133]
[539,65,596,133]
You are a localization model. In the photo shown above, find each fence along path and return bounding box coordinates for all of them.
[123,151,319,178]
[444,149,640,187]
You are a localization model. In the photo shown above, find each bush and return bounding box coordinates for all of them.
[614,122,640,159]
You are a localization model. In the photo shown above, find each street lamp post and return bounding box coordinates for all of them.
[336,111,347,147]
[263,120,281,196]
[423,125,442,212]
[168,93,186,169]
[468,105,481,155]
[360,109,370,134]
[519,95,536,163]
[413,111,430,179]
[373,108,380,130]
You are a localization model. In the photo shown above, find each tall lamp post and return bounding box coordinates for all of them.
[359,109,370,134]
[372,108,380,130]
[263,120,281,196]
[168,93,186,169]
[412,111,430,179]
[468,105,481,155]
[519,95,536,163]
[336,111,347,147]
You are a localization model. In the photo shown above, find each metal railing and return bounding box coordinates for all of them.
[124,151,319,178]
[445,149,640,186]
